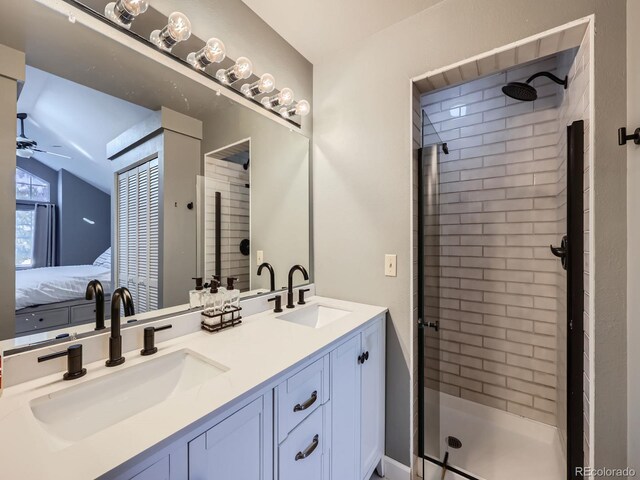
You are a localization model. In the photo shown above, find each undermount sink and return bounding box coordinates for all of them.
[30,349,228,444]
[277,304,351,329]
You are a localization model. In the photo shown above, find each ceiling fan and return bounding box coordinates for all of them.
[16,113,71,159]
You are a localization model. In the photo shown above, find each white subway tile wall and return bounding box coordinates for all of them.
[204,158,251,292]
[420,54,581,427]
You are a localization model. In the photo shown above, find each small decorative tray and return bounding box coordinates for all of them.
[201,305,243,333]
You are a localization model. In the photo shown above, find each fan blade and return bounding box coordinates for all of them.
[32,147,71,159]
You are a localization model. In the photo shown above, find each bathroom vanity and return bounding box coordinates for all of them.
[0,296,386,480]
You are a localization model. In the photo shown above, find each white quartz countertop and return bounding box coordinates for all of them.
[0,296,386,480]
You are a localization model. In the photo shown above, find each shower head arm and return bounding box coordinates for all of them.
[525,71,568,89]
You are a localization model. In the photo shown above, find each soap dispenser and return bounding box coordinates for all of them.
[226,277,240,317]
[189,277,204,309]
[203,278,224,324]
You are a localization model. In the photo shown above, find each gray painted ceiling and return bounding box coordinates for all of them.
[17,66,152,193]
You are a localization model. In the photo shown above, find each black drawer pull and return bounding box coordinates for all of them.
[293,391,318,412]
[295,434,319,461]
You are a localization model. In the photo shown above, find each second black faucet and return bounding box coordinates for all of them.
[287,265,309,309]
[106,287,135,367]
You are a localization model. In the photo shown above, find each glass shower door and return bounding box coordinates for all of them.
[418,113,445,471]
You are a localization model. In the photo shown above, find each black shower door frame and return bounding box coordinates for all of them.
[416,120,585,480]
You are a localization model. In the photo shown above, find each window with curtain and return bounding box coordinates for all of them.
[15,168,52,268]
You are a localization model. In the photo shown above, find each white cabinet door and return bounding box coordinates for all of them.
[330,335,361,480]
[360,318,385,479]
[188,396,273,480]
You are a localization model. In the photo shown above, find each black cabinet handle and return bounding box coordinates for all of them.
[295,434,319,461]
[358,351,370,364]
[293,391,318,412]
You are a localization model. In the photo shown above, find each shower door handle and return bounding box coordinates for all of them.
[550,235,568,271]
[420,318,439,332]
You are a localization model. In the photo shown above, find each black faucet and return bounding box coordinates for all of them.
[257,262,276,292]
[85,279,105,331]
[106,287,135,367]
[286,265,309,309]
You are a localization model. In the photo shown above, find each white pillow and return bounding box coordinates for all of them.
[93,247,111,269]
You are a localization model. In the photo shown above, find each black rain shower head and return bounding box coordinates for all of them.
[502,71,568,102]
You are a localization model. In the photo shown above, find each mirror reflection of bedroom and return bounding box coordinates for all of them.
[15,65,152,339]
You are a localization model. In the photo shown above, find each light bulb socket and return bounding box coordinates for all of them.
[113,1,135,25]
[216,69,233,85]
[157,25,178,49]
[263,96,279,109]
[243,82,263,98]
[279,106,295,118]
[193,50,213,69]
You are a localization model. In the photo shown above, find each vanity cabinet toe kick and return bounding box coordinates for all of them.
[109,314,385,480]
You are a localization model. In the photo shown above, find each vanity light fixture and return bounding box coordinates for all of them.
[104,0,148,29]
[187,38,226,70]
[240,73,276,97]
[216,57,253,84]
[279,100,311,118]
[150,11,192,52]
[261,87,294,110]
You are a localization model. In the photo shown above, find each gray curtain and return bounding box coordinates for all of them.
[32,203,56,268]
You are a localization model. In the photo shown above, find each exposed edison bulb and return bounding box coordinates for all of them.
[280,100,311,118]
[240,73,276,97]
[295,100,311,116]
[261,87,294,109]
[104,0,148,29]
[150,12,192,52]
[216,56,254,84]
[187,38,226,70]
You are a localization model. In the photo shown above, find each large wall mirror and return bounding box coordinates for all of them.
[0,0,311,350]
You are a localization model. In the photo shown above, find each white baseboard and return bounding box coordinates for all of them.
[383,455,411,480]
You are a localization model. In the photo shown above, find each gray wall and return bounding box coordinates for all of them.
[0,45,24,341]
[57,169,111,266]
[627,0,640,470]
[313,0,626,468]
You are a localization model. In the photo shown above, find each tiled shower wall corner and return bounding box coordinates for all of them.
[204,158,250,291]
[421,55,569,426]
[556,32,592,469]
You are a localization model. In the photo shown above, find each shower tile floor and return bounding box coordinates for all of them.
[424,391,565,480]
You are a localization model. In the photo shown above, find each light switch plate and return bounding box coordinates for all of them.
[385,254,397,277]
[257,250,264,266]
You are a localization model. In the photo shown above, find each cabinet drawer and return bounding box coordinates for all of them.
[279,406,324,480]
[15,307,69,333]
[70,300,111,325]
[277,356,328,441]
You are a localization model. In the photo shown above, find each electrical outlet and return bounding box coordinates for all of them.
[257,250,264,266]
[385,254,397,277]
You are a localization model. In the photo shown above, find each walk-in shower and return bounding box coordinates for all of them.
[417,44,589,480]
